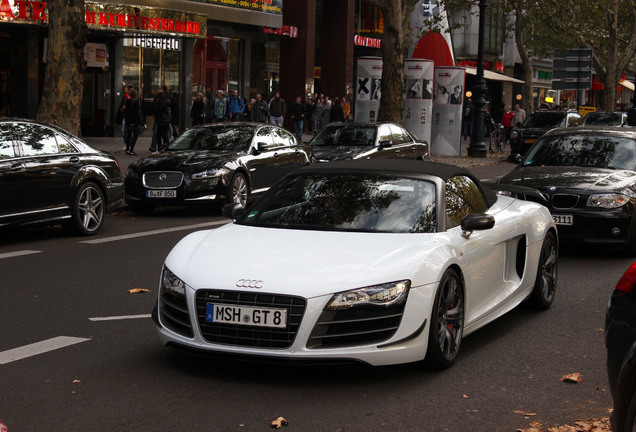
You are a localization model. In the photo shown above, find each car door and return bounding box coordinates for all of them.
[0,124,22,223]
[374,124,398,158]
[444,175,516,326]
[245,126,277,193]
[271,127,308,177]
[13,123,80,216]
[388,124,418,159]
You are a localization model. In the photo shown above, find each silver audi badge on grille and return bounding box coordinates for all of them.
[236,279,264,289]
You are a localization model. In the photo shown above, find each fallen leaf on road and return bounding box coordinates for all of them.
[529,421,543,428]
[128,288,150,294]
[270,417,288,428]
[514,410,537,416]
[518,417,611,432]
[463,394,469,398]
[72,379,81,383]
[560,373,583,383]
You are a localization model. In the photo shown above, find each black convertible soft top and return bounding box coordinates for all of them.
[296,159,499,207]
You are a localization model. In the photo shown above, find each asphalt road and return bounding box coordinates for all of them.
[0,163,626,431]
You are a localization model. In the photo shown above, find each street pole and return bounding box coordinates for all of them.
[468,0,488,157]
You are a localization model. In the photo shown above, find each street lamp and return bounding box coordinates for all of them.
[468,0,488,158]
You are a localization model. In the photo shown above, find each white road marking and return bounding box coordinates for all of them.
[0,250,42,260]
[89,314,151,322]
[79,220,229,244]
[0,336,90,365]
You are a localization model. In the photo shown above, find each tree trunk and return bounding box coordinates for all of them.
[37,0,87,136]
[600,0,618,111]
[377,3,405,123]
[513,1,534,112]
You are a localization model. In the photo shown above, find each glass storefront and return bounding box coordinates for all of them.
[192,36,241,98]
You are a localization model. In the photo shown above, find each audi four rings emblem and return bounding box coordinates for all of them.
[236,279,264,289]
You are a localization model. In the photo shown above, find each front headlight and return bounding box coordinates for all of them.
[587,193,630,209]
[161,266,187,297]
[191,167,230,180]
[511,130,519,139]
[325,280,410,310]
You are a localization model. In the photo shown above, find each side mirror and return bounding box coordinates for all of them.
[460,213,495,238]
[378,139,392,149]
[252,142,269,155]
[222,202,245,220]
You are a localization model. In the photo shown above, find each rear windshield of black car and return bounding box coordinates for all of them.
[167,126,254,151]
[523,134,636,170]
[583,112,624,126]
[310,126,377,146]
[522,112,565,129]
[238,173,437,233]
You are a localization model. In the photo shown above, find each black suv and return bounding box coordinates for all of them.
[510,110,582,155]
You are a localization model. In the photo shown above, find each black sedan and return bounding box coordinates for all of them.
[606,262,636,432]
[510,109,582,156]
[583,111,628,126]
[499,126,636,254]
[309,122,428,162]
[124,123,311,212]
[0,118,124,235]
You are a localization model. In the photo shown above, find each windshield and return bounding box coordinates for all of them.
[167,126,254,151]
[310,125,376,147]
[523,112,565,129]
[523,134,636,170]
[583,112,624,126]
[238,173,437,233]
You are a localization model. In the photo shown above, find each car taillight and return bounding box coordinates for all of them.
[616,262,636,293]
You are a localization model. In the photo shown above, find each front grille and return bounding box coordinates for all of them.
[196,290,306,348]
[307,303,406,349]
[551,193,580,209]
[143,171,184,189]
[159,289,193,338]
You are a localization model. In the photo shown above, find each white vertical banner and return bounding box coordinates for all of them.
[355,57,383,123]
[431,67,465,156]
[404,59,434,145]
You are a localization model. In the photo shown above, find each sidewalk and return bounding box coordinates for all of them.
[84,132,511,173]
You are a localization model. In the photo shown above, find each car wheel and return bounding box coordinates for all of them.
[231,172,249,207]
[528,231,558,309]
[426,268,464,369]
[623,390,636,432]
[128,202,155,215]
[63,182,105,236]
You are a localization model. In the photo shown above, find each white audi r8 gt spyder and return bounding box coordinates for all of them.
[152,160,558,367]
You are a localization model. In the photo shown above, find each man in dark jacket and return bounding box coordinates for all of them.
[268,92,286,126]
[154,91,172,152]
[289,96,306,140]
[250,94,269,122]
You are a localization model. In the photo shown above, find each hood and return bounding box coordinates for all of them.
[164,224,443,298]
[311,145,375,161]
[133,150,240,173]
[519,127,555,138]
[499,166,636,192]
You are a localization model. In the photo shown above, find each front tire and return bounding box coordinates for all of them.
[231,172,249,207]
[63,182,105,236]
[426,268,465,369]
[528,231,558,309]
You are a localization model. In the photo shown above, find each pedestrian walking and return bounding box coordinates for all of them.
[124,89,141,155]
[341,96,351,123]
[191,92,205,126]
[313,98,324,133]
[250,93,269,122]
[289,96,306,140]
[513,103,527,126]
[149,87,163,153]
[323,98,332,127]
[154,91,172,152]
[330,97,345,123]
[204,88,213,123]
[462,98,474,141]
[268,92,286,126]
[118,84,134,149]
[164,86,180,138]
[501,105,515,146]
[305,96,315,133]
[228,90,245,121]
[213,90,227,122]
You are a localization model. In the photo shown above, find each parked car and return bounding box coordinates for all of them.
[583,111,628,126]
[606,261,636,432]
[499,126,636,254]
[124,123,312,213]
[0,118,124,235]
[309,122,428,162]
[510,109,582,156]
[152,159,557,367]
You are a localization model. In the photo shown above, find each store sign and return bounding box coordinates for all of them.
[130,36,181,51]
[196,0,282,15]
[354,35,381,48]
[457,60,504,73]
[262,25,298,38]
[0,0,207,38]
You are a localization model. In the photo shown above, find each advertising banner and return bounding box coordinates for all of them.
[431,67,465,156]
[404,59,434,146]
[355,57,383,123]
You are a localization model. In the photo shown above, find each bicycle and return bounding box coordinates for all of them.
[489,123,506,153]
